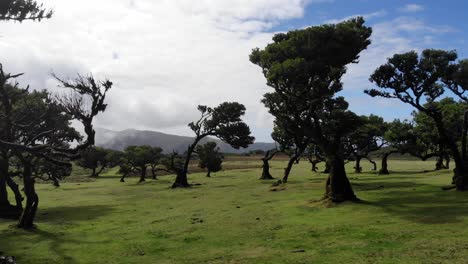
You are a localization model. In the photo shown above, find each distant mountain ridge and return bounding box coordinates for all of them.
[95,128,276,154]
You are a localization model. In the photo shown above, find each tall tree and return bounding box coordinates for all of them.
[0,0,52,22]
[171,103,254,188]
[0,66,111,228]
[0,0,51,218]
[367,49,468,190]
[250,17,372,202]
[196,142,223,177]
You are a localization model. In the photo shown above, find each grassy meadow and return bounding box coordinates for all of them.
[1,157,468,264]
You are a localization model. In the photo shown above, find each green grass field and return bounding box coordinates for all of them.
[1,159,468,264]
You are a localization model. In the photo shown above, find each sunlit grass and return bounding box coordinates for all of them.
[1,158,467,264]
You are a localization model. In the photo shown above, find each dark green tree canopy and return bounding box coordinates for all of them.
[196,142,223,176]
[366,49,467,106]
[0,0,52,22]
[250,17,372,201]
[189,102,255,149]
[367,49,468,190]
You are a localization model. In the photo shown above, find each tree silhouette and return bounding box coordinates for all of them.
[171,102,254,188]
[367,49,468,190]
[0,0,52,22]
[0,65,111,228]
[250,17,372,202]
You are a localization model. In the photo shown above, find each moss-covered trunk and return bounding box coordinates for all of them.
[260,159,274,180]
[172,170,190,188]
[324,157,358,202]
[379,152,392,175]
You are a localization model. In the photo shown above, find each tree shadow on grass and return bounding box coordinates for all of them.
[37,204,115,224]
[0,205,115,263]
[357,181,468,224]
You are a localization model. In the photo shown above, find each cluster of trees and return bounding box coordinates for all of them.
[78,142,224,182]
[0,1,255,229]
[251,17,467,201]
[1,1,466,230]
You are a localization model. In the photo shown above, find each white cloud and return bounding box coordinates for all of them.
[399,4,424,13]
[0,0,456,142]
[324,10,387,24]
[0,0,319,141]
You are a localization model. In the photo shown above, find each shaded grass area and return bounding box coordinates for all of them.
[2,159,468,263]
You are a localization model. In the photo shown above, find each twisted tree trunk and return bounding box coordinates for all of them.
[139,166,147,182]
[282,152,300,183]
[354,156,362,173]
[17,162,38,229]
[379,151,396,175]
[324,157,358,202]
[172,170,190,188]
[260,150,276,180]
[367,157,377,171]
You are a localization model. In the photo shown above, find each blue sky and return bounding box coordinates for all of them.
[1,0,466,142]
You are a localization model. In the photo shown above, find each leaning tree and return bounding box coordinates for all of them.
[260,148,278,180]
[250,17,372,202]
[412,98,466,170]
[171,103,254,188]
[196,142,223,177]
[0,0,52,219]
[367,49,468,190]
[270,121,309,183]
[0,65,111,228]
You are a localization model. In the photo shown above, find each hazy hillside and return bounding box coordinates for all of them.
[95,128,276,154]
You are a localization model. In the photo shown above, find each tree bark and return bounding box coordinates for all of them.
[151,166,157,180]
[91,167,97,177]
[379,152,394,175]
[260,150,276,180]
[172,170,190,188]
[17,162,38,229]
[354,156,362,173]
[435,156,445,170]
[282,152,300,183]
[323,157,358,202]
[93,165,106,178]
[6,176,23,209]
[433,115,468,190]
[445,155,450,169]
[260,159,274,180]
[0,158,10,207]
[120,173,127,182]
[139,166,147,182]
[367,157,377,171]
[172,137,203,188]
[206,170,211,177]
